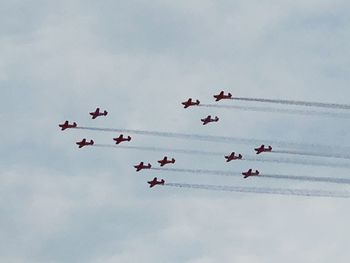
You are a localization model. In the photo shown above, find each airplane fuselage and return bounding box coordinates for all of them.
[134,162,152,171]
[148,178,165,188]
[182,99,200,108]
[158,158,175,166]
[201,116,219,125]
[59,121,77,131]
[114,136,131,144]
[76,139,94,148]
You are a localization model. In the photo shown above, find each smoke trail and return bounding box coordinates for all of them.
[93,144,350,169]
[273,150,350,160]
[152,167,350,185]
[232,97,350,110]
[245,156,350,169]
[75,127,350,152]
[199,104,350,118]
[164,183,350,198]
[262,174,350,185]
[93,144,223,156]
[151,167,238,176]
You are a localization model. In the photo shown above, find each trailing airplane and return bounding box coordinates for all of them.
[76,138,94,148]
[147,177,165,188]
[134,162,152,172]
[59,121,77,131]
[242,169,260,178]
[90,107,108,119]
[113,134,131,144]
[254,144,272,154]
[157,156,175,167]
[224,152,243,162]
[182,98,200,108]
[201,115,219,125]
[213,91,232,101]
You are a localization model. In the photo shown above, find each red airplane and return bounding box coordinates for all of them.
[134,162,152,172]
[213,91,232,101]
[224,152,243,162]
[254,144,272,154]
[76,138,94,148]
[147,177,165,188]
[89,107,108,119]
[59,121,77,131]
[201,115,219,125]
[182,98,200,108]
[157,156,175,167]
[242,169,260,178]
[113,134,131,144]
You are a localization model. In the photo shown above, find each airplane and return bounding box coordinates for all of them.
[242,169,260,178]
[134,162,152,172]
[254,144,272,154]
[147,177,165,188]
[113,134,131,144]
[59,121,77,131]
[213,91,232,101]
[201,115,219,125]
[89,107,108,119]
[182,98,200,109]
[76,138,94,148]
[157,156,176,167]
[224,152,243,162]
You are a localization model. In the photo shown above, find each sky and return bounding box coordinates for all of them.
[1,0,350,262]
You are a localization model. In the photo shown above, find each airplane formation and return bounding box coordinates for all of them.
[58,93,278,190]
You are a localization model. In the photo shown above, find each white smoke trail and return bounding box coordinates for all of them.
[92,144,350,169]
[273,150,350,160]
[151,167,238,176]
[245,156,350,168]
[262,174,350,185]
[74,127,350,151]
[164,183,350,198]
[232,97,350,110]
[93,144,224,156]
[199,104,350,118]
[152,167,350,185]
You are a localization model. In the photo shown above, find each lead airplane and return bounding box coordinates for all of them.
[134,162,152,172]
[254,144,272,154]
[182,98,200,108]
[242,169,260,178]
[59,121,77,131]
[157,156,175,167]
[213,91,232,101]
[76,138,94,148]
[201,115,219,125]
[224,152,242,162]
[147,177,165,188]
[113,134,131,144]
[89,107,108,119]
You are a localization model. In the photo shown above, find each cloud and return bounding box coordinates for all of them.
[2,0,350,262]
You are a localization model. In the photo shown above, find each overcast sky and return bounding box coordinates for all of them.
[1,1,350,262]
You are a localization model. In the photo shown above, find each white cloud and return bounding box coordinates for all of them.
[1,0,350,262]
